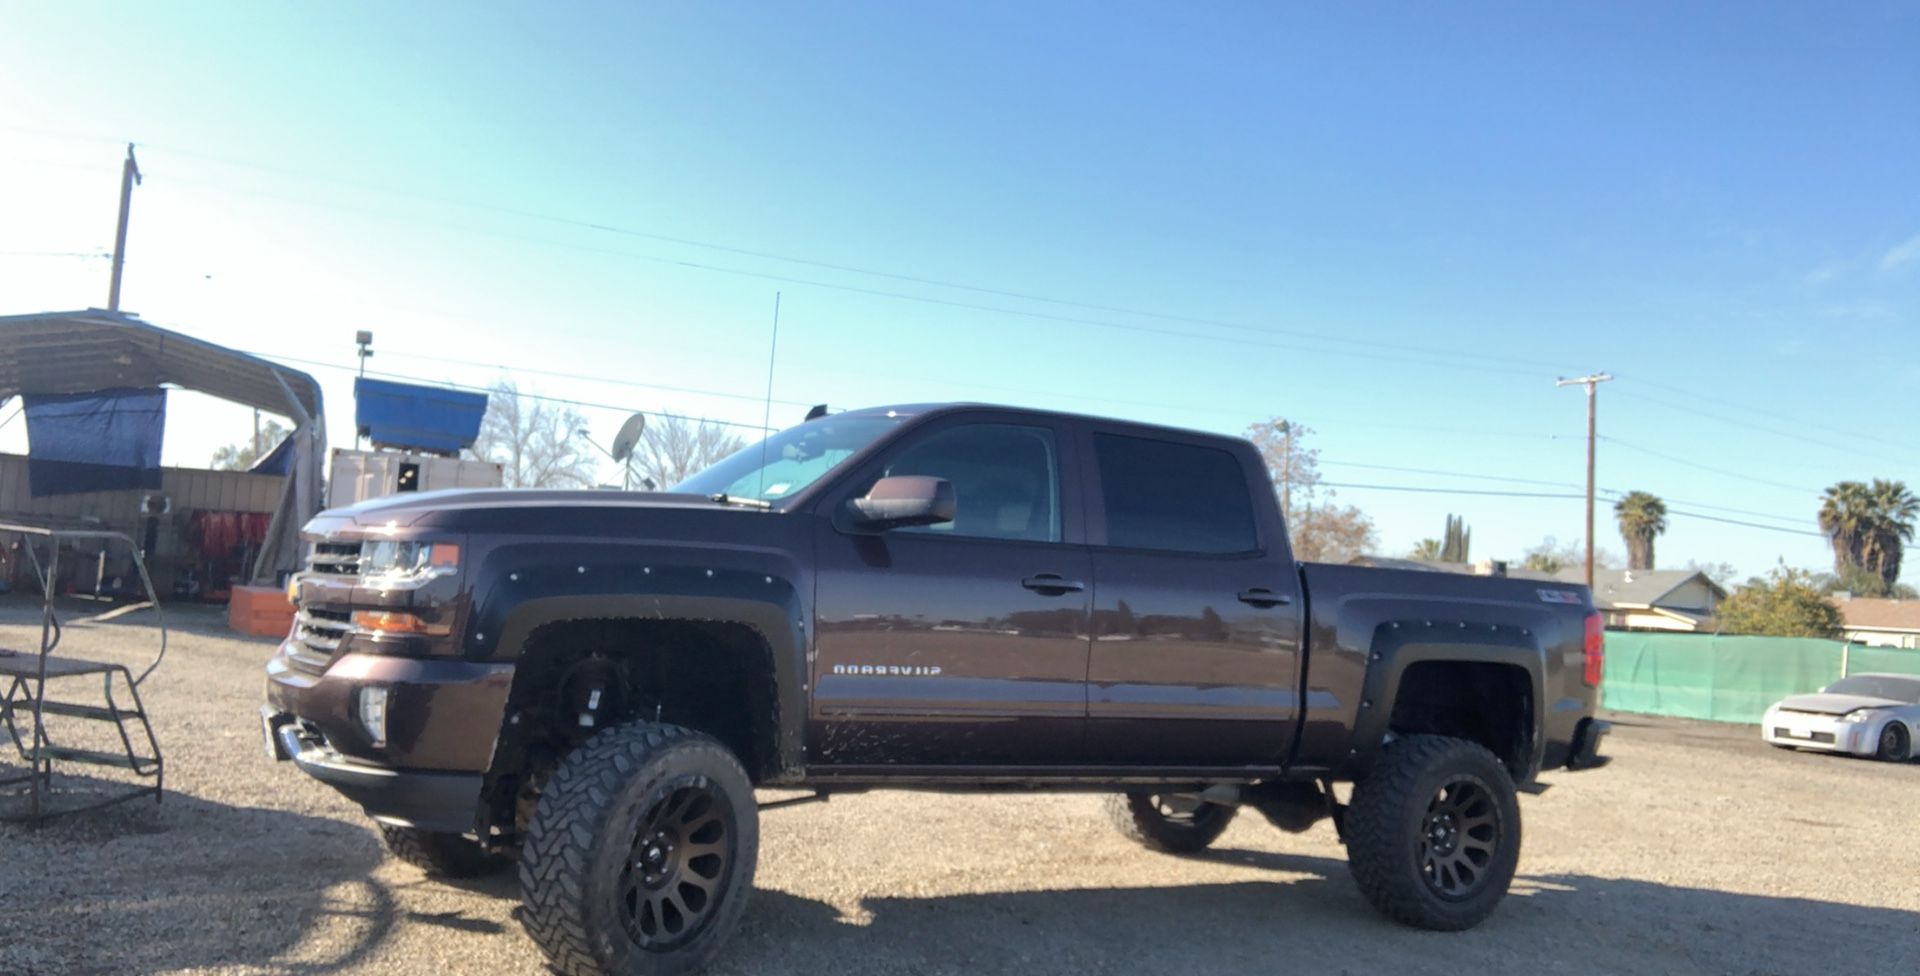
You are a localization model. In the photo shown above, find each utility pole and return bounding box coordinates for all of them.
[1556,373,1613,589]
[355,331,374,450]
[107,143,142,311]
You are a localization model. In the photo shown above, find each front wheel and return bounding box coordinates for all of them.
[1876,723,1911,762]
[1105,792,1237,853]
[1344,735,1521,931]
[518,722,758,976]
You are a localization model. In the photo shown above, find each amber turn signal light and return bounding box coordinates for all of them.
[351,610,452,636]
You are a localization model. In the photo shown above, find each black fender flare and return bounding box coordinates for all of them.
[1347,620,1546,781]
[466,542,810,777]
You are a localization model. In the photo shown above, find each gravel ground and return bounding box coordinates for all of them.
[2,599,1917,976]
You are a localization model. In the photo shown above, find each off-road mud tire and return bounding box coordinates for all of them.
[1105,791,1237,853]
[518,722,758,976]
[378,825,511,878]
[1345,735,1521,931]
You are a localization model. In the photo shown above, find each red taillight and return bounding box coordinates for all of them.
[1582,611,1605,687]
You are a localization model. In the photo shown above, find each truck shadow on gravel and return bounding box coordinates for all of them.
[0,771,393,976]
[719,848,1920,976]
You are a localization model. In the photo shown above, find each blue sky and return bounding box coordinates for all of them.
[2,1,1916,580]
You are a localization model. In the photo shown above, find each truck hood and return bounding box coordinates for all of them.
[327,488,747,528]
[1773,693,1904,716]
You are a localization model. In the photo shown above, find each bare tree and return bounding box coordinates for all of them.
[1246,417,1377,562]
[633,413,748,489]
[468,379,598,489]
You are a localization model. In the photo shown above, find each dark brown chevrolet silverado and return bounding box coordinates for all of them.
[263,403,1609,975]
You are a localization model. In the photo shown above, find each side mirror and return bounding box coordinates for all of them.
[846,476,955,531]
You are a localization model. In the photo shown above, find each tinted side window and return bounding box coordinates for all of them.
[876,424,1061,543]
[1094,434,1256,554]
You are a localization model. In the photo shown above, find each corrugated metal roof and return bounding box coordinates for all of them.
[0,308,323,418]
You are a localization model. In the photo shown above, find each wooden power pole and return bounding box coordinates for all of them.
[1556,373,1613,588]
[107,143,142,311]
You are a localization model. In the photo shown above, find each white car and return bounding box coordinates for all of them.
[1763,672,1920,762]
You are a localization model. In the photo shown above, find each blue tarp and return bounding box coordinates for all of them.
[23,387,167,496]
[354,378,489,455]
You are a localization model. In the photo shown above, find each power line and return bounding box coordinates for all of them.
[371,349,815,409]
[1611,388,1920,467]
[1322,482,1585,499]
[1625,374,1920,457]
[1321,460,1584,490]
[249,351,778,434]
[167,171,1551,380]
[1599,436,1820,494]
[1323,480,1824,537]
[62,129,1584,376]
[0,249,111,259]
[1661,509,1824,537]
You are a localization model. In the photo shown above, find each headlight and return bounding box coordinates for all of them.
[1840,708,1881,723]
[360,540,461,586]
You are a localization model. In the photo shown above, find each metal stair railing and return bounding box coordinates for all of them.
[0,522,167,823]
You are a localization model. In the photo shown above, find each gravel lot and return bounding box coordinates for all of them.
[3,599,1917,976]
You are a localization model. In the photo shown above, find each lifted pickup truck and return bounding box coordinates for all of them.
[264,403,1609,975]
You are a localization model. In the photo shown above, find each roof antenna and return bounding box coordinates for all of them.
[755,292,781,504]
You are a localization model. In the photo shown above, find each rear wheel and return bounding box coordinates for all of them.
[379,825,511,878]
[1876,723,1911,762]
[1345,735,1521,931]
[1105,792,1236,853]
[518,722,757,976]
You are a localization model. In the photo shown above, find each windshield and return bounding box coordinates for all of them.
[673,415,904,504]
[1822,674,1920,703]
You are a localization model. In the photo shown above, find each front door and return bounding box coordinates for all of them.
[809,417,1090,767]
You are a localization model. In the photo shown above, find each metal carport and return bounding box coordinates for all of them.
[0,308,326,584]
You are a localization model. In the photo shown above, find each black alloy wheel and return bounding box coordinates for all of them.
[1418,776,1501,900]
[619,782,735,949]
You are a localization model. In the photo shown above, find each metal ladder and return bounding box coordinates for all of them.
[0,523,167,823]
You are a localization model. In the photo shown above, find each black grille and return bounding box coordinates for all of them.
[309,540,363,576]
[1773,727,1835,744]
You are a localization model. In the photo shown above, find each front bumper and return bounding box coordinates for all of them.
[263,707,483,833]
[1763,711,1870,755]
[1565,717,1612,771]
[264,639,514,832]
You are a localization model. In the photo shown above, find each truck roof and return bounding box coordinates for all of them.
[836,402,1248,449]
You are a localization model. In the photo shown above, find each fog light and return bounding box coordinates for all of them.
[358,686,389,748]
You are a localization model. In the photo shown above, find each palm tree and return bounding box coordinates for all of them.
[1820,481,1875,576]
[1614,491,1668,570]
[1410,538,1443,560]
[1864,479,1918,590]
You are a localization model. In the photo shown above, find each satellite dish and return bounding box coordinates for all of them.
[610,413,647,463]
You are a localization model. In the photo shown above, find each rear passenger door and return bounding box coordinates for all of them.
[1081,428,1303,766]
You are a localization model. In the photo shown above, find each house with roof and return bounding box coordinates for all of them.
[1834,597,1920,649]
[1552,567,1726,632]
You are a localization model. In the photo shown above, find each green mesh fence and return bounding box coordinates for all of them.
[1600,633,1920,724]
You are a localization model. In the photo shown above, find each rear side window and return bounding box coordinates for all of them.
[1093,433,1257,554]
